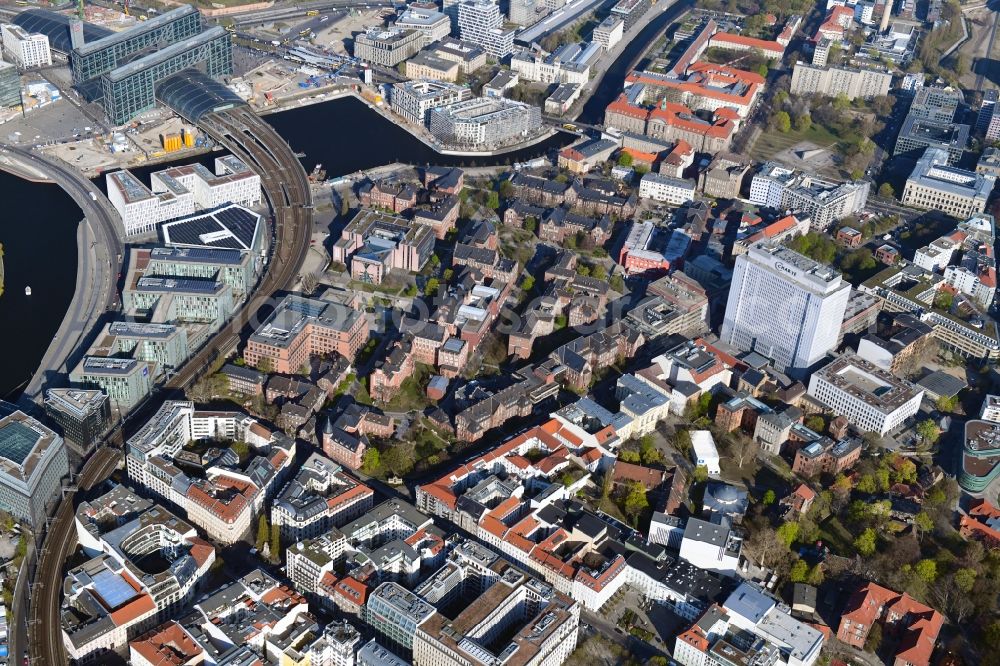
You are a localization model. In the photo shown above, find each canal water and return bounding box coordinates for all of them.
[1,0,688,399]
[0,97,573,399]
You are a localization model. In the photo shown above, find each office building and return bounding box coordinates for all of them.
[393,7,451,46]
[679,517,741,575]
[910,85,962,123]
[123,276,234,328]
[544,82,581,115]
[331,209,435,284]
[508,0,544,26]
[160,204,265,260]
[0,410,69,528]
[125,401,295,544]
[790,62,892,100]
[70,6,203,82]
[901,148,996,218]
[404,50,460,81]
[413,561,581,666]
[638,172,697,205]
[431,37,487,73]
[365,583,436,653]
[152,156,262,211]
[457,0,515,59]
[808,355,923,435]
[146,246,256,301]
[429,97,542,148]
[1,24,51,68]
[271,452,374,542]
[99,26,233,124]
[699,152,750,199]
[624,65,763,118]
[894,115,969,164]
[610,0,651,31]
[592,15,624,49]
[604,96,737,153]
[722,243,851,373]
[69,357,154,411]
[94,321,191,372]
[0,60,19,107]
[510,41,600,85]
[107,169,193,237]
[391,79,470,125]
[354,26,423,66]
[749,163,869,229]
[976,89,997,134]
[44,389,112,456]
[245,294,368,373]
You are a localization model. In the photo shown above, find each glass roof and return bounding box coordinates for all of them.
[11,9,113,54]
[155,68,246,121]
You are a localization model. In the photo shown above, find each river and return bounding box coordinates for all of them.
[0,0,689,400]
[0,97,572,400]
[0,170,80,399]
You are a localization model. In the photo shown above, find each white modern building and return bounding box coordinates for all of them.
[807,355,923,435]
[690,430,720,476]
[750,163,870,230]
[679,517,741,576]
[107,157,261,237]
[593,15,624,50]
[391,79,471,125]
[638,172,697,205]
[1,24,51,69]
[393,7,451,46]
[0,410,69,529]
[790,62,892,100]
[428,96,541,148]
[901,148,996,219]
[510,41,600,84]
[457,0,515,59]
[721,243,851,373]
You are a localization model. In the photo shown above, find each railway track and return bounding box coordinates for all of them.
[27,106,313,665]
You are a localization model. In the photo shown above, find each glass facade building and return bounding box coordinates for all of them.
[0,61,20,107]
[71,4,203,83]
[100,27,232,124]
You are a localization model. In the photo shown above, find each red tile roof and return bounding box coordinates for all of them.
[130,622,202,666]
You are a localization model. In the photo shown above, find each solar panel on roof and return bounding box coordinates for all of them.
[91,569,139,609]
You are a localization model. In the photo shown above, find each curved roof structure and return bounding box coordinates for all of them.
[155,68,246,121]
[11,9,113,54]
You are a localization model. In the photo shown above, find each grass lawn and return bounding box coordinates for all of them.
[818,516,855,556]
[383,363,433,412]
[750,123,842,162]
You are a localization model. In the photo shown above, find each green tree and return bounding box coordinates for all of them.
[498,179,514,199]
[773,110,791,132]
[756,63,769,77]
[591,264,607,280]
[425,278,440,297]
[933,291,953,310]
[916,419,941,445]
[794,113,811,132]
[486,191,500,210]
[622,481,649,526]
[851,168,864,181]
[776,521,799,548]
[914,558,937,583]
[789,559,808,582]
[639,435,661,465]
[255,514,269,552]
[610,273,624,292]
[854,528,878,556]
[521,275,535,292]
[340,196,350,217]
[231,440,250,462]
[878,182,895,198]
[807,564,825,586]
[361,447,381,475]
[913,511,934,540]
[936,395,957,413]
[692,465,708,483]
[617,152,634,167]
[762,489,776,506]
[524,216,537,233]
[618,449,641,463]
[269,523,281,562]
[954,567,977,592]
[382,444,415,477]
[254,356,275,374]
[804,415,825,433]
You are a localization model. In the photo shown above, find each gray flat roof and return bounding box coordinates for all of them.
[75,5,198,56]
[105,26,228,83]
